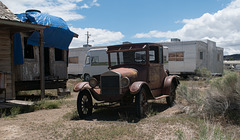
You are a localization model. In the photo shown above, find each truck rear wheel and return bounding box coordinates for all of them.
[166,83,176,107]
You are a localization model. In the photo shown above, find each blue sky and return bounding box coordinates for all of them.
[2,0,240,54]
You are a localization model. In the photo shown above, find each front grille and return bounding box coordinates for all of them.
[101,75,120,95]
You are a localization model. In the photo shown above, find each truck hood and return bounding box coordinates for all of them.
[112,68,138,80]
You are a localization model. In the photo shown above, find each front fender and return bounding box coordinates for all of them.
[129,81,149,94]
[163,75,180,95]
[73,82,91,92]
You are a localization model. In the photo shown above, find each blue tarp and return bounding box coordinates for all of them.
[13,33,23,65]
[13,10,75,65]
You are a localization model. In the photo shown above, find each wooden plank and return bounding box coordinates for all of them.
[39,30,45,99]
[0,36,10,40]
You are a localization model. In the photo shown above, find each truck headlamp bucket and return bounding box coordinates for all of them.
[89,78,98,88]
[121,77,130,88]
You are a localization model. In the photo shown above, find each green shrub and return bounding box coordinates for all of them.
[204,71,240,124]
[34,99,62,110]
[177,84,204,106]
[195,67,211,78]
[10,106,21,117]
[177,71,240,124]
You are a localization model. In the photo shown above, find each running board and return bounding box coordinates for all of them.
[154,95,169,100]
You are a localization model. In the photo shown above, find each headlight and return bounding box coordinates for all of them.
[121,77,130,88]
[89,78,98,88]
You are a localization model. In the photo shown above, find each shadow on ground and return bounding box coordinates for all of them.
[73,102,170,123]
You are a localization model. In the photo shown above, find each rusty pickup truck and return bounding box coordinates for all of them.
[74,43,179,118]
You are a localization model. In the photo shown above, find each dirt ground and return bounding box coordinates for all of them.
[0,90,195,140]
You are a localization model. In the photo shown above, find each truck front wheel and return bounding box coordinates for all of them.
[77,90,93,119]
[135,88,148,118]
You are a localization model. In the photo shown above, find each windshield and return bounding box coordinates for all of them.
[109,50,147,67]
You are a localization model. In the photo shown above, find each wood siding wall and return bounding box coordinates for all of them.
[15,43,68,81]
[0,30,13,99]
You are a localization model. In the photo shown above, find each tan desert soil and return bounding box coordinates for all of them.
[0,90,198,140]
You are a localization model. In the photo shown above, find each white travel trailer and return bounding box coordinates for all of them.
[160,39,224,76]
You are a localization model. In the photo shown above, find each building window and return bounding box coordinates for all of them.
[24,37,34,59]
[200,52,203,60]
[69,57,78,64]
[169,52,184,61]
[55,48,64,61]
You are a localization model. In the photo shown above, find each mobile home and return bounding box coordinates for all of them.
[160,39,223,76]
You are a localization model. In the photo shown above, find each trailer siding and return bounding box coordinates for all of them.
[161,40,223,75]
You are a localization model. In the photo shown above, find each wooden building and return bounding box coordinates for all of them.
[0,1,46,101]
[0,2,76,101]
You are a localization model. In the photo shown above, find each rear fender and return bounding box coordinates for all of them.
[73,82,91,92]
[163,76,180,95]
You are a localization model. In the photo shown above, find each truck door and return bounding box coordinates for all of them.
[148,46,166,97]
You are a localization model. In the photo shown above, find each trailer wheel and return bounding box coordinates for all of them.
[135,88,148,118]
[166,83,176,107]
[77,90,93,119]
[84,74,90,81]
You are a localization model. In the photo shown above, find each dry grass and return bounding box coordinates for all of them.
[1,73,240,139]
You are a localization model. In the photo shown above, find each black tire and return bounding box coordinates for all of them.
[135,88,148,118]
[77,90,93,119]
[84,74,90,81]
[166,83,176,107]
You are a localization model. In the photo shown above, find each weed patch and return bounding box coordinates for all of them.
[63,109,79,120]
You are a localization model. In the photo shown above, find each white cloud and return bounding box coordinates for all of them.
[69,27,124,48]
[1,0,98,21]
[80,4,90,9]
[134,0,240,55]
[91,0,100,7]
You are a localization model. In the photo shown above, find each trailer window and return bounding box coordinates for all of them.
[24,37,34,59]
[200,52,203,60]
[217,53,221,61]
[85,56,90,65]
[169,52,184,61]
[91,56,99,65]
[69,57,78,64]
